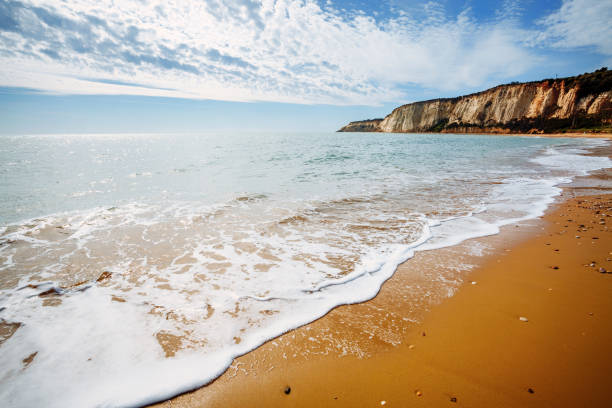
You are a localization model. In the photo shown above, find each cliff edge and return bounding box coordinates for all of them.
[339,68,612,134]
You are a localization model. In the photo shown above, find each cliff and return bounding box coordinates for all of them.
[339,68,612,134]
[338,119,383,132]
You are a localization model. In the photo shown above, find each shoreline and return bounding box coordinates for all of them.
[342,131,611,139]
[153,147,612,407]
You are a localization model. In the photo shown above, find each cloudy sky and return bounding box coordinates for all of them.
[1,0,611,133]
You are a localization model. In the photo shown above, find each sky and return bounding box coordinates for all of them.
[0,0,611,134]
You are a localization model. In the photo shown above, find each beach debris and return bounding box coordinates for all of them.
[38,287,63,297]
[22,351,37,368]
[380,401,386,405]
[415,390,422,397]
[527,388,535,394]
[519,316,529,322]
[408,344,415,350]
[599,267,607,274]
[575,236,580,238]
[471,281,477,285]
[96,271,112,283]
[450,397,458,403]
[284,386,291,395]
[551,266,559,270]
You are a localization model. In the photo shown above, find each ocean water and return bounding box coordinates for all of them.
[0,132,610,407]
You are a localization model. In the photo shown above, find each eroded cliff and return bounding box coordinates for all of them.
[339,68,612,133]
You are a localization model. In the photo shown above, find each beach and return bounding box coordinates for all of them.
[1,133,610,407]
[153,146,612,407]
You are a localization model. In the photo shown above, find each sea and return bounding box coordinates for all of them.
[0,132,610,407]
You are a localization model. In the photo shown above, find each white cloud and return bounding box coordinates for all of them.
[538,0,612,56]
[0,0,559,104]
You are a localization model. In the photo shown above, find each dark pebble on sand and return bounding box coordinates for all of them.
[422,332,426,337]
[450,397,457,403]
[528,388,535,394]
[552,266,559,270]
[284,386,291,395]
[600,268,607,274]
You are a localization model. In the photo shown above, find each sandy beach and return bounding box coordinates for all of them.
[152,145,612,408]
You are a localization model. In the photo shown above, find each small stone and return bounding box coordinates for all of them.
[380,401,386,406]
[519,316,529,322]
[527,388,535,394]
[96,271,112,283]
[284,386,291,395]
[408,344,415,350]
[471,281,477,285]
[415,390,422,397]
[575,236,580,238]
[450,397,457,403]
[599,267,607,274]
[552,266,559,270]
[422,332,426,337]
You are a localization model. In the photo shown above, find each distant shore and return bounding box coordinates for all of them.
[153,147,612,408]
[458,132,611,139]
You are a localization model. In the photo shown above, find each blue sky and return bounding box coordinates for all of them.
[0,0,611,133]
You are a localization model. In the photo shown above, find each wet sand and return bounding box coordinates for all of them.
[152,190,612,407]
[153,158,612,408]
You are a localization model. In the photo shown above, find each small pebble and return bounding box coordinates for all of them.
[284,386,291,395]
[380,401,386,406]
[471,281,477,285]
[415,390,422,397]
[519,316,529,322]
[552,266,559,270]
[422,332,426,337]
[599,267,607,274]
[528,388,535,394]
[450,397,457,403]
[408,344,415,350]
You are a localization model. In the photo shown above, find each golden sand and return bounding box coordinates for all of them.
[152,148,612,407]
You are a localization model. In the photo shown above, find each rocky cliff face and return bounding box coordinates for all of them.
[339,68,612,133]
[338,119,382,132]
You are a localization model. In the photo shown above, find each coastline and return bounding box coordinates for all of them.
[152,142,612,407]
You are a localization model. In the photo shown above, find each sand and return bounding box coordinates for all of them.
[152,154,612,408]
